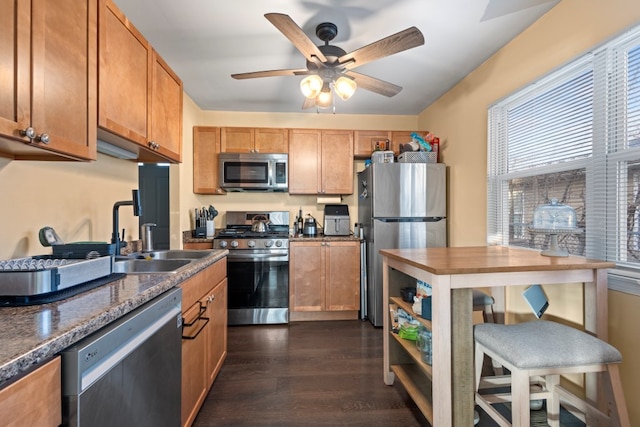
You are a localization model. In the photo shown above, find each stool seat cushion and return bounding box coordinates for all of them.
[472,290,494,306]
[474,320,622,369]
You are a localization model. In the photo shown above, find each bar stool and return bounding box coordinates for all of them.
[473,289,496,323]
[474,320,630,427]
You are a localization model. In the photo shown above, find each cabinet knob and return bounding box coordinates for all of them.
[20,127,36,141]
[148,141,160,150]
[36,133,50,144]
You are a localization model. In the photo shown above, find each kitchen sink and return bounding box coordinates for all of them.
[113,258,192,274]
[127,250,214,260]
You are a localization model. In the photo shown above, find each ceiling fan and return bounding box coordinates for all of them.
[231,13,425,110]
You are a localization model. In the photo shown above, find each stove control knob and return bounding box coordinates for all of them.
[247,240,256,248]
[274,240,283,247]
[230,240,239,248]
[219,240,228,248]
[264,240,274,247]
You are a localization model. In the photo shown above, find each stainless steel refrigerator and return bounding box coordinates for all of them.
[358,162,447,326]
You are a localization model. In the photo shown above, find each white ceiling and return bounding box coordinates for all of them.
[113,0,560,115]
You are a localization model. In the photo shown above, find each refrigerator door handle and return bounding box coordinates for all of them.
[375,217,445,223]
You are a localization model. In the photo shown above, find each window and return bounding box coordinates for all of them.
[487,25,640,295]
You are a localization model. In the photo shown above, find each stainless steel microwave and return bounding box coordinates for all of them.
[219,152,288,191]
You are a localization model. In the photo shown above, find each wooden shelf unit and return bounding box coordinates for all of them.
[386,277,435,423]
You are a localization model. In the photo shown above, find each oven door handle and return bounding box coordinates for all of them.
[227,252,288,262]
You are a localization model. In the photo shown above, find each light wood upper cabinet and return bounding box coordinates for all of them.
[220,127,288,153]
[0,0,96,160]
[98,0,183,163]
[288,129,353,195]
[354,130,392,158]
[193,126,226,195]
[149,50,183,160]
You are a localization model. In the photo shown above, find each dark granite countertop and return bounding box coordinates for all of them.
[183,230,360,244]
[289,233,361,242]
[0,249,228,387]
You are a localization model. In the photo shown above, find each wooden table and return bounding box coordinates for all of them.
[381,246,615,426]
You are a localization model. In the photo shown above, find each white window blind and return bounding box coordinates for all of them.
[487,24,640,295]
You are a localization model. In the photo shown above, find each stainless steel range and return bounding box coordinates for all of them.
[213,211,289,325]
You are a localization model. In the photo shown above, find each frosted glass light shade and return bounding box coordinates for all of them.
[300,75,323,99]
[334,76,357,100]
[316,89,333,108]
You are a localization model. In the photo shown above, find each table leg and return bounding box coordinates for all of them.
[452,288,474,426]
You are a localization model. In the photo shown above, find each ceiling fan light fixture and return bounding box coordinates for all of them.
[334,76,357,101]
[315,87,333,109]
[300,75,323,99]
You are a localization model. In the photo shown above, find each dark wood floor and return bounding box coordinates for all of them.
[193,320,430,426]
[193,320,584,426]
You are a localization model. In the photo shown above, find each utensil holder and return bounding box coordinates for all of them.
[206,221,214,238]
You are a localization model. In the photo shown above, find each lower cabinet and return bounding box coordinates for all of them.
[0,356,61,426]
[289,240,360,321]
[180,258,227,427]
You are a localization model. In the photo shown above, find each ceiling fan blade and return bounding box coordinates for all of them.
[346,71,402,97]
[231,69,309,79]
[339,27,424,70]
[265,13,328,63]
[302,97,316,110]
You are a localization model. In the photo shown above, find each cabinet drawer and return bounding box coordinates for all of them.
[179,259,227,310]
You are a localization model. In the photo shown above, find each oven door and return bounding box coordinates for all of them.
[226,250,289,325]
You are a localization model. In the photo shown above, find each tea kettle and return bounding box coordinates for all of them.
[251,215,270,233]
[303,216,318,236]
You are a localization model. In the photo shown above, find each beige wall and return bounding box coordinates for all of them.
[0,154,139,259]
[418,0,640,422]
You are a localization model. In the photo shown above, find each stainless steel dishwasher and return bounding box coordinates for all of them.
[61,287,182,427]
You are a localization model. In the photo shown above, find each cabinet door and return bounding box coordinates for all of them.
[149,50,182,162]
[29,0,97,160]
[354,130,391,158]
[0,0,29,143]
[321,130,354,194]
[181,301,208,427]
[0,357,61,426]
[193,126,225,194]
[220,127,254,152]
[98,0,149,147]
[255,128,288,153]
[289,241,325,311]
[206,278,227,384]
[288,129,321,194]
[325,241,360,311]
[193,126,227,194]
